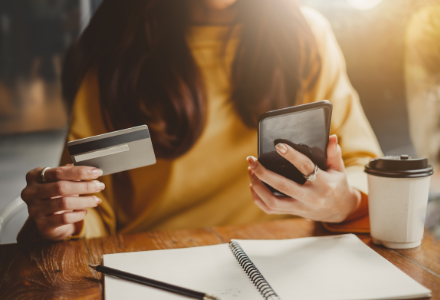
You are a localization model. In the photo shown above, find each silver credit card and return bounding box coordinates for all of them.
[67,125,156,176]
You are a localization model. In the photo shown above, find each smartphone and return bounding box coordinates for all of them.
[258,100,333,196]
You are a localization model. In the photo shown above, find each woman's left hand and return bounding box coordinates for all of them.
[247,135,361,223]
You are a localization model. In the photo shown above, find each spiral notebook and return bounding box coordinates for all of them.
[103,234,430,300]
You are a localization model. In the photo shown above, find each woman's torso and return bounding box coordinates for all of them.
[66,24,291,235]
[62,7,382,237]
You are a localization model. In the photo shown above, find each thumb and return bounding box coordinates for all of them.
[326,135,345,172]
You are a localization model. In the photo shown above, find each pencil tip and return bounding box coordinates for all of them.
[203,295,219,300]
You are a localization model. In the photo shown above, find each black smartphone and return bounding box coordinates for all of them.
[258,100,333,196]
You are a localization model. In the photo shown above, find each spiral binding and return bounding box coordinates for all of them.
[229,241,281,300]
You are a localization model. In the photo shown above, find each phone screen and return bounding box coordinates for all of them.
[258,107,330,194]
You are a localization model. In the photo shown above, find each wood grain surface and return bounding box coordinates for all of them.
[0,239,100,300]
[0,219,438,299]
[395,232,440,275]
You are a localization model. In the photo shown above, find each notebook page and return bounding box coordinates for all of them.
[103,243,262,300]
[235,235,431,300]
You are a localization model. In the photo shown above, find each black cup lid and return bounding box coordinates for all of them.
[364,155,433,178]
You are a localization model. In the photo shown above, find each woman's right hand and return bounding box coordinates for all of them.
[21,165,105,241]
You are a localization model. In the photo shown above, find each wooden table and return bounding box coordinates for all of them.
[0,219,438,299]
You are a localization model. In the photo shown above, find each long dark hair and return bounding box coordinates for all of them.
[62,0,321,159]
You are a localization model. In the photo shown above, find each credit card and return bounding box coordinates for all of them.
[67,125,156,176]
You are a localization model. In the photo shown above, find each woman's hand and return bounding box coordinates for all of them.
[247,135,361,223]
[21,165,105,241]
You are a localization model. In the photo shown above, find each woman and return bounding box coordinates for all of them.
[19,0,381,241]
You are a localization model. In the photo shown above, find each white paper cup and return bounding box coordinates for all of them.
[365,155,433,249]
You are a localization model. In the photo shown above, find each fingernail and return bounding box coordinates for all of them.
[247,156,257,169]
[275,143,288,154]
[333,135,338,149]
[94,196,102,204]
[91,169,103,178]
[94,181,105,190]
[248,166,253,176]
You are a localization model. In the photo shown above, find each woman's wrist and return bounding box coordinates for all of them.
[349,188,362,214]
[326,187,362,223]
[343,188,368,222]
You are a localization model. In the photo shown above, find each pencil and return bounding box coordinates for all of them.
[89,264,218,300]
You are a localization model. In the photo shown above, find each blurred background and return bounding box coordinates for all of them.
[0,0,439,243]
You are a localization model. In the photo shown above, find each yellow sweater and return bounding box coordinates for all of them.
[22,7,382,240]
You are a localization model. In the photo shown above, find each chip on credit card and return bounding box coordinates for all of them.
[67,125,156,176]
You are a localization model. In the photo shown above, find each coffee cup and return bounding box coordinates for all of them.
[365,155,433,249]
